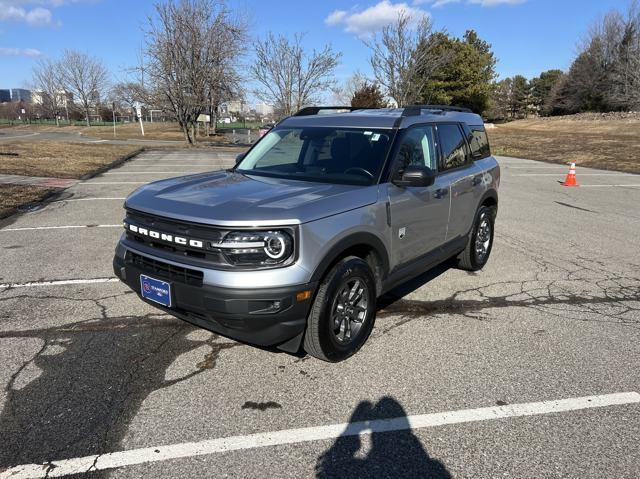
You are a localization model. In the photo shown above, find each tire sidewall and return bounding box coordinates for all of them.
[317,258,377,361]
[471,206,494,269]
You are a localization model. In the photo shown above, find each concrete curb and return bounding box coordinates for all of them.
[0,148,145,223]
[79,148,146,181]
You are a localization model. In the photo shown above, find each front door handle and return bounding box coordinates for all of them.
[434,188,448,199]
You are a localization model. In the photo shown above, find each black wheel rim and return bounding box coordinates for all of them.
[330,277,369,344]
[474,213,491,264]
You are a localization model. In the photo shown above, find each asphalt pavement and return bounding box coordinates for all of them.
[1,150,639,478]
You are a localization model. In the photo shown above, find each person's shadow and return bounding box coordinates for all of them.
[316,397,451,479]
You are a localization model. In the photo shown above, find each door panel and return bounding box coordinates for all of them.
[435,123,483,240]
[441,163,483,240]
[386,126,450,268]
[387,179,450,268]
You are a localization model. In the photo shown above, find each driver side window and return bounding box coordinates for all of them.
[396,126,438,172]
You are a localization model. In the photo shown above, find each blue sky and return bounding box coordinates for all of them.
[0,0,631,99]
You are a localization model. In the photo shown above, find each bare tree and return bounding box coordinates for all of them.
[250,33,341,117]
[332,71,368,105]
[365,12,446,107]
[31,58,64,124]
[144,0,246,144]
[58,49,110,127]
[612,0,640,109]
[111,81,147,118]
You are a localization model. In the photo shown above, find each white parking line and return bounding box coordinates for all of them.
[506,166,567,169]
[2,392,638,479]
[0,277,119,289]
[132,161,232,163]
[1,224,121,232]
[513,173,634,177]
[578,184,640,188]
[103,172,187,175]
[55,197,126,202]
[77,182,147,185]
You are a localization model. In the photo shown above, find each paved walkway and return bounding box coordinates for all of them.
[0,174,77,188]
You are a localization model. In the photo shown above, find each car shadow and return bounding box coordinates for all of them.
[377,259,455,312]
[316,396,451,479]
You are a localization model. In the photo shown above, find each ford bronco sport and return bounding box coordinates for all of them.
[113,105,500,362]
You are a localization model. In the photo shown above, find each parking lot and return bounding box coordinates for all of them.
[1,150,639,478]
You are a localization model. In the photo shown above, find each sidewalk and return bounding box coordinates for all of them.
[0,174,77,188]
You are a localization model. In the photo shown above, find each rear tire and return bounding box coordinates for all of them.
[303,256,377,362]
[456,205,495,271]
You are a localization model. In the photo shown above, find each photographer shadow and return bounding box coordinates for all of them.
[316,396,451,479]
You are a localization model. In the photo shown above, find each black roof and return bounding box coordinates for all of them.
[279,106,484,130]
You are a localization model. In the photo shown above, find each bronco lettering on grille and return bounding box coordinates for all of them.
[125,222,205,249]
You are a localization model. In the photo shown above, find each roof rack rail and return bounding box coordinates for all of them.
[293,106,364,116]
[401,105,473,116]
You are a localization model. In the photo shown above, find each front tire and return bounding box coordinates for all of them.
[456,205,495,271]
[303,256,377,362]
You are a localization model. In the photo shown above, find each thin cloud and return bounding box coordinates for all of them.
[0,46,43,56]
[469,0,525,5]
[0,0,88,27]
[414,0,525,6]
[0,4,52,26]
[325,1,429,38]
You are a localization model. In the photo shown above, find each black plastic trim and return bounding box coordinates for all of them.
[382,235,467,294]
[114,254,317,350]
[309,232,390,285]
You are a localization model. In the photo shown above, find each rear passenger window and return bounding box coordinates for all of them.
[438,124,468,171]
[396,126,438,172]
[468,125,490,159]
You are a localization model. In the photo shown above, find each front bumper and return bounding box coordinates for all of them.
[113,253,316,352]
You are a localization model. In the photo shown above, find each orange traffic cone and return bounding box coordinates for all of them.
[562,161,579,187]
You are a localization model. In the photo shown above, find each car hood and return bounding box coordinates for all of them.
[124,170,379,226]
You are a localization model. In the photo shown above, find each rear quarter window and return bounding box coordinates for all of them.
[468,125,491,160]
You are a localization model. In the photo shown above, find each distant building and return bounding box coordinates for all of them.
[31,90,47,105]
[255,102,274,117]
[222,100,249,114]
[11,88,32,103]
[0,89,10,103]
[56,90,73,108]
[32,89,73,109]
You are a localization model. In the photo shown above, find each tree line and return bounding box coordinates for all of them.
[489,2,640,120]
[18,0,640,143]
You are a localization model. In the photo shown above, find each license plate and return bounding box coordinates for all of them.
[140,275,172,307]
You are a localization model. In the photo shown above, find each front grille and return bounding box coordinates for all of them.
[124,209,228,265]
[126,251,203,287]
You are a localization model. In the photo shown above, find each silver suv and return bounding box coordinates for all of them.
[113,106,500,361]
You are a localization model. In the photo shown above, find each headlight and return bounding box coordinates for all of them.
[216,230,294,266]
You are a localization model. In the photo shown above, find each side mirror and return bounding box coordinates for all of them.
[235,153,246,165]
[392,165,436,188]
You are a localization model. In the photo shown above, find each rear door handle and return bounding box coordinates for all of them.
[472,175,483,186]
[434,188,448,199]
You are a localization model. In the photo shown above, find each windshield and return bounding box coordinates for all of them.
[236,127,394,186]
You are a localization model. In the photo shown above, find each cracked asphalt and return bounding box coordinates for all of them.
[1,151,639,478]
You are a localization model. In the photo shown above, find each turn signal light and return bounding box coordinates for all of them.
[296,290,313,302]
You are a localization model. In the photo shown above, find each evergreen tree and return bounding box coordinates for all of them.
[418,30,496,114]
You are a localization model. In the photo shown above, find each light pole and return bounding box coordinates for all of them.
[112,102,116,138]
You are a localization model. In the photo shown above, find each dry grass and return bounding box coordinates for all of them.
[0,184,56,219]
[8,122,187,141]
[80,122,186,141]
[0,141,141,179]
[488,116,640,174]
